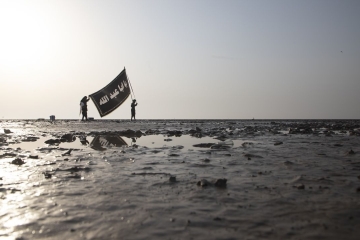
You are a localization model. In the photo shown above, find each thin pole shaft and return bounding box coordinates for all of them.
[126,71,136,100]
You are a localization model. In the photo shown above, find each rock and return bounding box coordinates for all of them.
[297,184,305,190]
[214,179,227,188]
[168,153,179,157]
[193,143,214,148]
[164,138,172,142]
[274,141,283,146]
[45,139,61,145]
[348,149,355,155]
[197,179,211,187]
[167,130,182,137]
[11,158,25,165]
[29,155,39,159]
[60,134,76,142]
[22,136,39,142]
[172,145,184,150]
[1,152,17,158]
[135,130,143,137]
[4,129,12,134]
[119,129,143,138]
[169,176,176,182]
[43,172,52,179]
[202,158,210,163]
[145,129,157,135]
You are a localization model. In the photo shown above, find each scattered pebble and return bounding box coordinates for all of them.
[169,176,176,182]
[214,179,227,188]
[4,129,12,134]
[197,179,210,187]
[11,158,25,165]
[168,153,180,157]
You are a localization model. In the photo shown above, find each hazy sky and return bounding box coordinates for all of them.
[1,0,359,119]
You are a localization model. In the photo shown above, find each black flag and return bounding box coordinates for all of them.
[90,134,128,151]
[89,69,131,117]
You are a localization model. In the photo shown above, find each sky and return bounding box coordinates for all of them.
[0,0,359,120]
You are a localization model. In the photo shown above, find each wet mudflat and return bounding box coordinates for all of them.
[1,119,360,240]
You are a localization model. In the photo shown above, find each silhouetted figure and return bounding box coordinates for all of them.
[131,99,138,121]
[80,96,90,121]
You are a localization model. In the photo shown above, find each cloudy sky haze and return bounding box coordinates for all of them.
[0,0,359,119]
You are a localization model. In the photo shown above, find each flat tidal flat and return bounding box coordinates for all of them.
[1,119,360,240]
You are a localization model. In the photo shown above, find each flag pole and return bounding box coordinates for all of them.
[125,67,136,100]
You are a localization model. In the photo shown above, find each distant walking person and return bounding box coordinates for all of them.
[131,99,138,121]
[80,96,90,121]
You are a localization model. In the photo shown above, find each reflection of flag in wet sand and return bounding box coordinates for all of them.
[89,68,131,117]
[90,135,128,151]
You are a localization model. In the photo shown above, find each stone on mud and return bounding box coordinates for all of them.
[4,129,12,134]
[214,178,227,188]
[11,158,25,165]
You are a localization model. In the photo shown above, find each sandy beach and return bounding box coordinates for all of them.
[1,119,360,240]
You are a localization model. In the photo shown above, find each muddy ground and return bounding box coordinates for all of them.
[1,119,360,240]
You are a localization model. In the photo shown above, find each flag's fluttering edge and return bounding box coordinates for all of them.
[89,69,130,117]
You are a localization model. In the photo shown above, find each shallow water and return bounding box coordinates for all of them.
[8,134,247,153]
[1,120,360,239]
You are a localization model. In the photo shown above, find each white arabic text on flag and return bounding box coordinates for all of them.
[89,68,130,117]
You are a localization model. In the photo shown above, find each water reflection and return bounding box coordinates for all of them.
[79,136,89,145]
[6,133,248,154]
[90,135,127,151]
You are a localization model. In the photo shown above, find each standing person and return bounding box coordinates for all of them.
[131,99,138,121]
[80,96,90,121]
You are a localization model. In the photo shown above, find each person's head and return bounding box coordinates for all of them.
[133,99,136,102]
